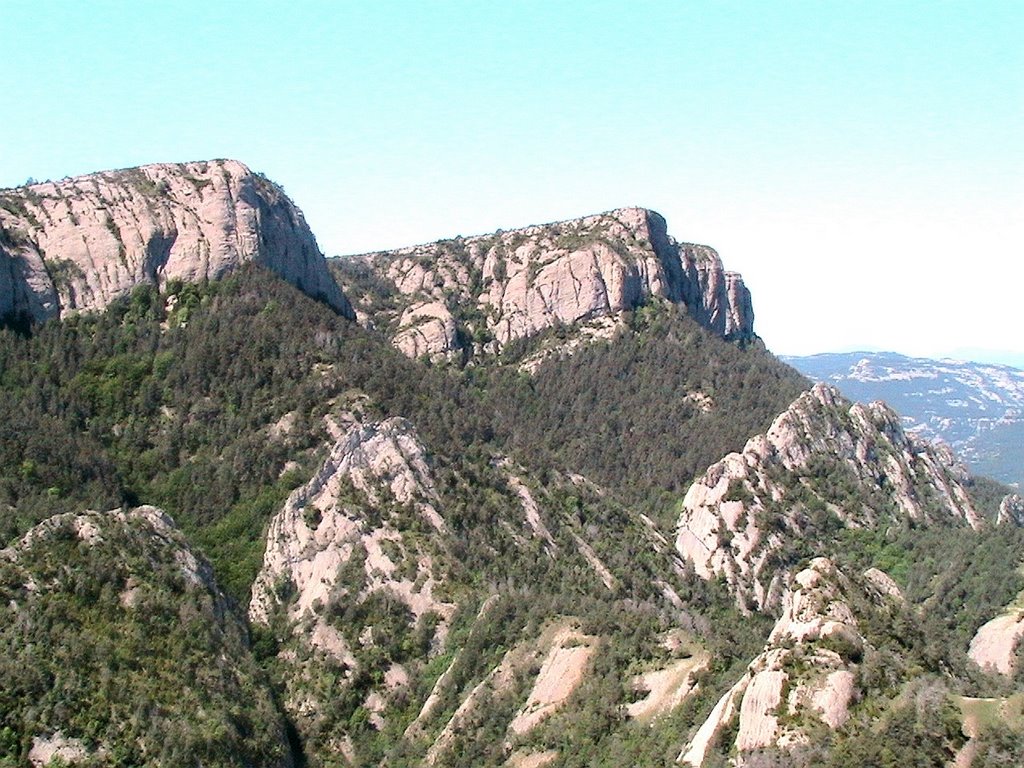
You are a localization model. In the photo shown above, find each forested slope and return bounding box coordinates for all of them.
[0,191,1021,766]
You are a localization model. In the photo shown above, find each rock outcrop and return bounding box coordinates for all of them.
[679,558,883,766]
[997,494,1024,526]
[675,383,981,612]
[250,416,450,627]
[422,618,598,766]
[785,351,1024,489]
[334,207,754,361]
[249,416,455,754]
[0,159,352,323]
[507,626,598,736]
[968,596,1024,676]
[3,505,220,595]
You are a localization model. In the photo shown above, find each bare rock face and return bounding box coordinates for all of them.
[421,618,598,766]
[675,383,981,612]
[968,599,1024,676]
[679,559,882,766]
[0,159,353,323]
[249,416,454,749]
[997,494,1024,526]
[336,207,754,361]
[250,416,450,626]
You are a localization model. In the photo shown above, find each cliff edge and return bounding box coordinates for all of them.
[0,159,353,323]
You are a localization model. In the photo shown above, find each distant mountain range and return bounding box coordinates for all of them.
[784,351,1024,488]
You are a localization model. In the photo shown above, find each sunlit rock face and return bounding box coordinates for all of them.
[337,207,754,361]
[0,159,352,323]
[675,383,981,613]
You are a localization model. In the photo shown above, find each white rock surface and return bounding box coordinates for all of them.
[508,628,597,735]
[679,559,868,764]
[675,383,981,611]
[423,620,596,764]
[678,675,747,766]
[862,567,904,603]
[499,460,558,554]
[735,668,786,751]
[28,732,89,767]
[338,207,754,359]
[250,416,451,626]
[3,505,216,593]
[249,416,458,756]
[998,494,1024,526]
[626,655,706,720]
[393,300,460,360]
[505,750,560,768]
[968,608,1024,676]
[0,159,352,322]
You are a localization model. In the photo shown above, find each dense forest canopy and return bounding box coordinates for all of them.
[1,266,1021,767]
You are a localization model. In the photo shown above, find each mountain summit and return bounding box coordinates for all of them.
[1,159,1022,767]
[333,206,754,362]
[0,159,353,324]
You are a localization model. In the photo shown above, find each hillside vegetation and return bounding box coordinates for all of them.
[0,219,1021,765]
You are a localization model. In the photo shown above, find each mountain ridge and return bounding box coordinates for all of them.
[1,159,1022,767]
[785,351,1024,488]
[0,159,353,325]
[332,206,754,364]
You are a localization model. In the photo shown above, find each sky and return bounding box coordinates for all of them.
[3,1,1022,365]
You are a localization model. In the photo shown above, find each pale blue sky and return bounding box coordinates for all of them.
[3,1,1022,363]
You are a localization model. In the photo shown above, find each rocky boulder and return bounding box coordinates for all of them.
[968,595,1024,676]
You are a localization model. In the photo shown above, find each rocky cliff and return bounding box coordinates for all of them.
[680,558,902,766]
[249,415,455,758]
[0,159,353,323]
[333,207,754,361]
[4,171,1023,766]
[676,383,981,612]
[785,351,1024,489]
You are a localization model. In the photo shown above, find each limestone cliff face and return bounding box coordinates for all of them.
[0,159,353,322]
[335,207,754,360]
[680,558,890,766]
[675,383,981,612]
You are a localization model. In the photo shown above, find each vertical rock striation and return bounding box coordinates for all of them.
[335,207,754,360]
[0,159,353,323]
